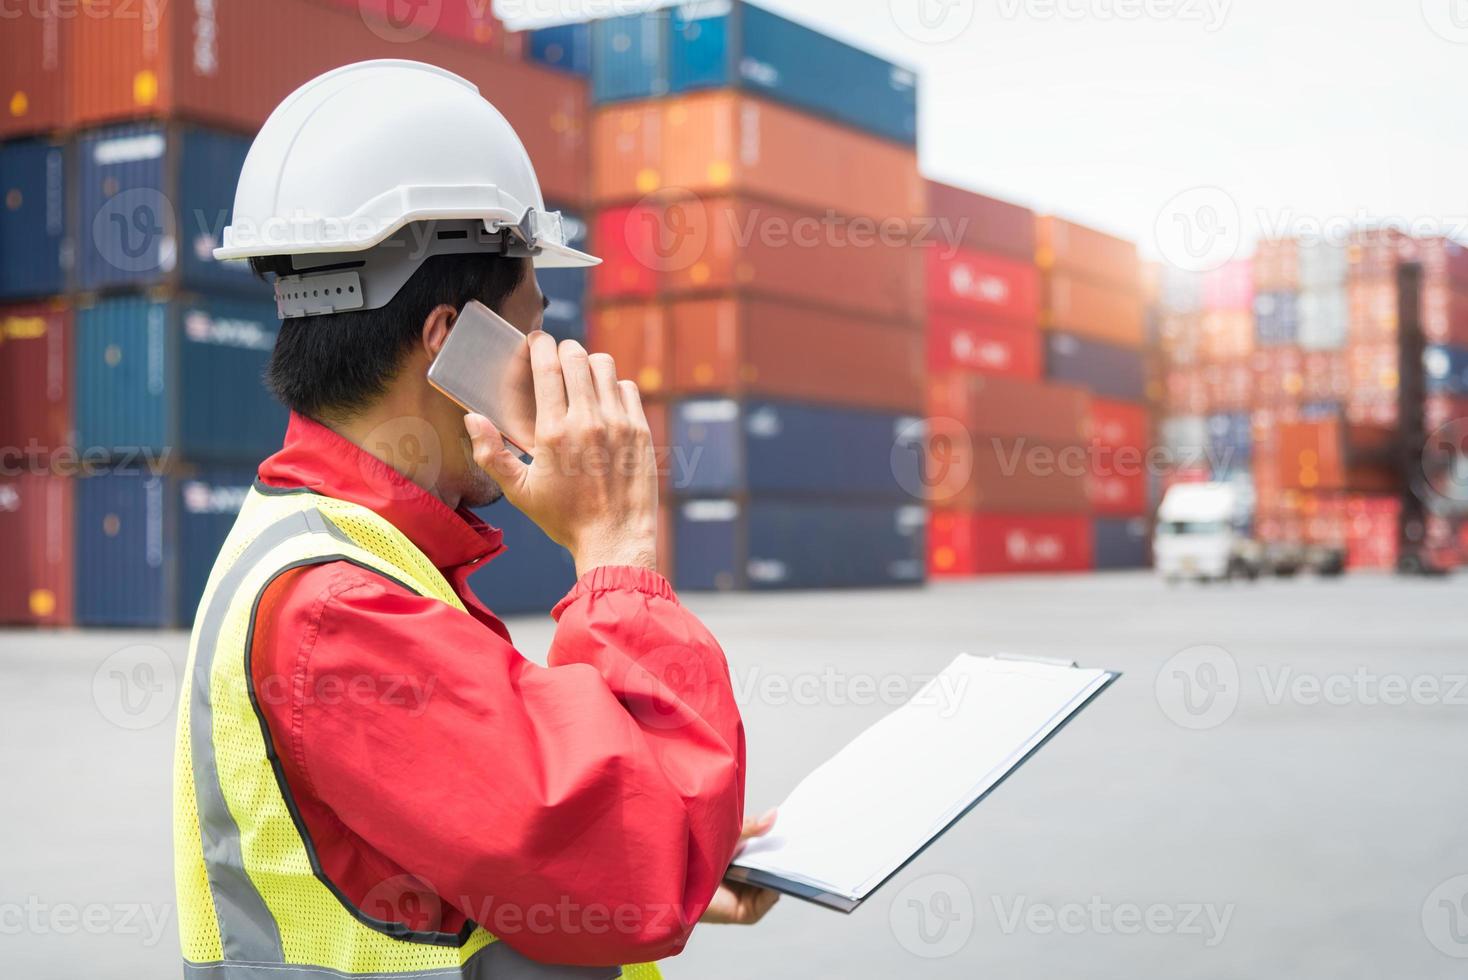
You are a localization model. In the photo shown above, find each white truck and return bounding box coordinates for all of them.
[1153,482,1264,583]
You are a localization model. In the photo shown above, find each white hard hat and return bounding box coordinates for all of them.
[215,59,598,320]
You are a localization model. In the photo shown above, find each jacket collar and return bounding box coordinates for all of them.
[258,412,503,574]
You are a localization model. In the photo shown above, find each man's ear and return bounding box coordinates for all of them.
[422,304,458,358]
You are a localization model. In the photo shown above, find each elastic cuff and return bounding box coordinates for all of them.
[551,566,677,621]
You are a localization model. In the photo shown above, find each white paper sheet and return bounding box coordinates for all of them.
[733,655,1112,901]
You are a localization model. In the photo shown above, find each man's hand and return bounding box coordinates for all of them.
[465,333,658,577]
[702,809,780,926]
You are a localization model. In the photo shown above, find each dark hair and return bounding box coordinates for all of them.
[252,252,527,421]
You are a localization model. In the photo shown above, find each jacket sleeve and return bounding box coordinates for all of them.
[287,564,746,966]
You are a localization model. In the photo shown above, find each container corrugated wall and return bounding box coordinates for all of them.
[0,473,74,625]
[0,137,68,300]
[0,300,72,454]
[531,23,594,76]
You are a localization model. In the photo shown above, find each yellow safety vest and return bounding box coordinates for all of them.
[173,484,663,980]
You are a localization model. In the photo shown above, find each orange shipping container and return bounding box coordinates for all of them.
[66,0,589,205]
[928,373,1090,445]
[1035,216,1139,288]
[655,195,925,322]
[1042,273,1145,347]
[1199,310,1254,361]
[587,302,670,396]
[1,1,68,138]
[667,297,924,413]
[592,92,923,222]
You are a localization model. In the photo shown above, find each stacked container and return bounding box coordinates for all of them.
[924,183,1097,576]
[1036,215,1151,570]
[583,1,926,592]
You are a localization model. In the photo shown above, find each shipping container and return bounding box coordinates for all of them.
[936,438,1093,513]
[595,195,924,321]
[1348,277,1398,343]
[1160,415,1209,457]
[1298,239,1348,288]
[924,181,1035,261]
[928,372,1089,445]
[468,500,577,616]
[0,0,68,138]
[0,137,68,299]
[75,123,262,295]
[531,23,594,76]
[75,464,253,627]
[1206,412,1252,470]
[0,473,73,625]
[539,206,589,342]
[1423,279,1468,348]
[0,300,72,455]
[591,12,669,104]
[928,247,1039,326]
[674,497,925,590]
[666,1,918,146]
[1254,238,1300,293]
[1158,267,1204,315]
[588,301,670,394]
[1045,331,1146,402]
[1035,216,1139,288]
[1200,358,1252,412]
[1093,517,1150,570]
[1249,346,1305,407]
[664,296,924,412]
[1426,345,1468,395]
[67,1,588,205]
[670,399,921,500]
[927,312,1041,381]
[592,91,923,221]
[929,511,1092,576]
[74,293,286,462]
[1088,398,1149,454]
[1199,310,1254,361]
[1043,272,1144,347]
[1298,286,1348,350]
[1202,259,1254,311]
[1426,393,1468,434]
[1089,469,1149,517]
[1254,291,1299,347]
[314,0,524,55]
[1345,495,1398,570]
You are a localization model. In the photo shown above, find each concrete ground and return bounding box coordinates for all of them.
[2,571,1466,978]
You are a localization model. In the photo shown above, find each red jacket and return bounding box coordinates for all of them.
[250,414,746,966]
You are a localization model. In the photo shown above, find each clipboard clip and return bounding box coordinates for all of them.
[994,653,1080,669]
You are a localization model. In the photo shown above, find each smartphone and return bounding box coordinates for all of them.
[427,300,537,455]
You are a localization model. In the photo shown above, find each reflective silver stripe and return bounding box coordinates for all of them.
[182,941,621,980]
[190,508,352,963]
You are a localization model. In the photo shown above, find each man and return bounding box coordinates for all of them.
[173,61,774,980]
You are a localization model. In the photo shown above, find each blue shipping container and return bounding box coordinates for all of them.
[1426,345,1468,396]
[1206,412,1252,471]
[1045,332,1147,402]
[76,465,252,627]
[1094,517,1150,570]
[539,206,588,343]
[672,398,922,500]
[0,137,68,300]
[76,123,261,296]
[590,12,669,103]
[75,293,287,462]
[667,1,918,146]
[1254,291,1299,347]
[530,23,593,76]
[675,498,926,591]
[1301,401,1342,421]
[468,500,577,616]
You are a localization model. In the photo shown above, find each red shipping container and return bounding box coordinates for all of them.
[1202,259,1254,312]
[67,0,587,204]
[1,0,68,138]
[1348,229,1411,282]
[928,373,1089,445]
[1089,470,1149,517]
[929,511,1093,576]
[1346,496,1399,570]
[587,301,668,395]
[594,92,923,222]
[0,473,73,625]
[939,439,1092,513]
[1043,272,1144,347]
[0,301,71,456]
[313,0,525,56]
[927,247,1039,326]
[927,313,1041,380]
[1250,347,1306,407]
[1426,394,1468,434]
[924,181,1036,261]
[1165,367,1209,415]
[667,297,924,413]
[1422,280,1468,347]
[1035,215,1139,288]
[1088,398,1149,453]
[591,204,661,300]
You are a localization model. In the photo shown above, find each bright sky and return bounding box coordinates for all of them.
[499,0,1468,260]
